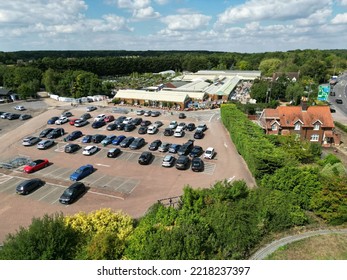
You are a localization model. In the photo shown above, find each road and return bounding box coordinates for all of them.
[249,228,347,260]
[329,72,347,115]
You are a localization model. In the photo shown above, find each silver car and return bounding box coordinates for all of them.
[22,136,41,146]
[37,139,55,150]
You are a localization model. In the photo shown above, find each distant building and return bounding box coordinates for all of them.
[272,71,300,83]
[258,98,340,146]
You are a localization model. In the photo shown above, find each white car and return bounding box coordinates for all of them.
[14,105,25,111]
[123,117,133,124]
[169,121,178,129]
[147,125,158,134]
[82,145,98,155]
[204,147,215,159]
[94,114,106,122]
[37,139,55,150]
[174,127,184,137]
[55,116,69,125]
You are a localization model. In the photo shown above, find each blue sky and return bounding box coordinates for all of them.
[0,0,346,52]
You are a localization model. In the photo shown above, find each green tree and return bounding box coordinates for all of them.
[285,82,304,104]
[249,79,269,103]
[259,58,282,76]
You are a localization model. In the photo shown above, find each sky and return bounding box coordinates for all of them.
[0,0,347,53]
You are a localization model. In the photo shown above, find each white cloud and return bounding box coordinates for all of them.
[295,8,332,26]
[117,0,150,9]
[132,7,160,19]
[217,0,332,24]
[161,14,211,31]
[331,13,347,24]
[338,0,347,6]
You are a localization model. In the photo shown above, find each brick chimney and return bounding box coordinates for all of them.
[301,96,308,111]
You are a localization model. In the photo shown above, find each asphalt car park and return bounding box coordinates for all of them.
[0,101,256,243]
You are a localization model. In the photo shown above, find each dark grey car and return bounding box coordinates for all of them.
[16,178,45,195]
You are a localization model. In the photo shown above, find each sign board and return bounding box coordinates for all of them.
[318,85,330,101]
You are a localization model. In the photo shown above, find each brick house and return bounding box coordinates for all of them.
[258,99,340,146]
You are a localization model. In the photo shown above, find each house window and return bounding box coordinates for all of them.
[314,123,320,130]
[271,124,277,131]
[294,123,301,130]
[310,134,319,142]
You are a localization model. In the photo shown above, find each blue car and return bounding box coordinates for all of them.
[112,135,126,145]
[47,116,59,124]
[70,164,94,181]
[65,130,83,141]
[82,135,92,143]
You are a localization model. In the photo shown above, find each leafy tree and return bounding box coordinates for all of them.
[285,82,304,104]
[259,58,282,76]
[0,213,81,260]
[249,79,269,103]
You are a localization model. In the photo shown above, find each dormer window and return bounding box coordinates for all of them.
[294,123,301,131]
[271,124,277,131]
[314,123,320,130]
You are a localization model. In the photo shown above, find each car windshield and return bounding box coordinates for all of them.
[75,168,83,174]
[63,189,73,196]
[28,162,37,167]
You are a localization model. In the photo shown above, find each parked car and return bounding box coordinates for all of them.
[92,134,106,143]
[196,123,207,132]
[131,117,142,125]
[177,140,194,155]
[70,164,94,181]
[169,143,181,153]
[47,128,65,139]
[147,125,158,134]
[138,151,153,165]
[144,110,152,116]
[120,136,135,148]
[177,122,186,130]
[19,114,32,120]
[92,120,106,128]
[86,106,97,112]
[55,116,69,125]
[22,136,41,146]
[74,119,89,127]
[7,113,20,120]
[107,122,118,131]
[47,116,59,124]
[123,117,133,124]
[1,112,11,119]
[151,111,160,117]
[204,147,215,159]
[136,109,145,115]
[61,111,72,117]
[174,127,184,137]
[14,105,25,111]
[178,112,186,119]
[138,126,148,134]
[80,113,91,120]
[149,139,162,151]
[82,135,93,143]
[37,139,55,150]
[69,118,79,125]
[23,159,49,173]
[189,146,203,157]
[107,148,121,158]
[140,120,151,127]
[175,155,190,170]
[82,145,98,155]
[164,127,174,136]
[162,154,175,167]
[330,106,336,113]
[124,123,136,132]
[336,99,343,104]
[116,123,125,130]
[154,120,163,127]
[191,157,204,172]
[39,128,54,138]
[169,120,178,129]
[115,116,127,123]
[187,123,196,131]
[194,130,204,139]
[94,114,106,122]
[101,135,116,146]
[64,143,81,153]
[158,142,171,152]
[105,115,115,122]
[59,182,86,204]
[129,137,145,150]
[65,130,83,141]
[16,178,45,195]
[112,135,126,145]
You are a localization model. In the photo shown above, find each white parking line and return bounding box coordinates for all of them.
[96,163,110,167]
[88,190,124,200]
[38,188,59,201]
[90,174,108,185]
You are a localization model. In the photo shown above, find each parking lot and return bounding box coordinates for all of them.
[0,100,256,243]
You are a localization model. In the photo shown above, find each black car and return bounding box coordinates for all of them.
[138,151,153,165]
[107,148,121,158]
[140,120,151,126]
[64,143,81,153]
[194,130,204,139]
[47,116,59,124]
[106,122,117,131]
[120,136,135,148]
[177,140,194,155]
[92,134,106,143]
[179,112,186,119]
[189,146,203,158]
[187,123,196,131]
[124,123,136,132]
[164,127,174,136]
[59,182,86,204]
[131,117,142,125]
[39,128,54,138]
[64,130,83,141]
[115,116,127,123]
[8,113,21,120]
[16,178,45,195]
[116,123,125,130]
[20,114,32,120]
[129,137,145,150]
[92,120,106,128]
[138,126,148,134]
[149,139,162,151]
[175,155,190,170]
[336,99,343,104]
[47,128,65,139]
[191,157,204,172]
[80,113,92,120]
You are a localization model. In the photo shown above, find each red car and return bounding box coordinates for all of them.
[69,118,79,125]
[23,159,49,173]
[105,115,115,122]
